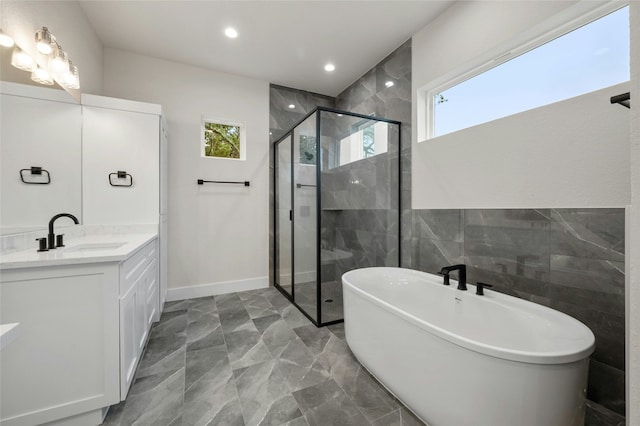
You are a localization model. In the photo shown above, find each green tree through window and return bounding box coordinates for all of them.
[204,122,241,159]
[299,135,316,165]
[362,125,375,158]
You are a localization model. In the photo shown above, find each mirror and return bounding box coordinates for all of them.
[1,42,82,235]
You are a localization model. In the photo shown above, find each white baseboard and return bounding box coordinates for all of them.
[166,276,269,301]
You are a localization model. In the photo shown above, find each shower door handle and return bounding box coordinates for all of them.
[289,210,293,221]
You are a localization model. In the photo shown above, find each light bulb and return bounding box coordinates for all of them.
[49,47,69,76]
[224,27,238,38]
[0,29,14,47]
[31,66,54,85]
[11,46,34,71]
[62,62,80,90]
[324,63,335,72]
[35,27,53,55]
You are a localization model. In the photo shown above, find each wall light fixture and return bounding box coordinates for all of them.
[7,26,81,91]
[31,65,54,85]
[0,29,15,47]
[11,46,34,71]
[35,27,53,54]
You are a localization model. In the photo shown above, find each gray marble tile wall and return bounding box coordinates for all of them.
[335,40,412,267]
[321,151,399,211]
[270,85,335,144]
[409,208,626,422]
[334,38,411,215]
[324,39,410,303]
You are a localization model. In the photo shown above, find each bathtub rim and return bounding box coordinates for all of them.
[342,266,595,365]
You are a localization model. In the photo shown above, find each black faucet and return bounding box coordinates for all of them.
[439,264,467,291]
[48,213,79,249]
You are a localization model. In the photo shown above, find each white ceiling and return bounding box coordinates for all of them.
[79,1,454,96]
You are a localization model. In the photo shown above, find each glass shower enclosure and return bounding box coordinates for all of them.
[274,107,401,326]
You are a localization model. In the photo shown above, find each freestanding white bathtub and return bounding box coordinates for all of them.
[342,267,595,426]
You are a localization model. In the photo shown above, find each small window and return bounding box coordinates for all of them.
[299,135,316,165]
[428,5,629,139]
[201,118,245,160]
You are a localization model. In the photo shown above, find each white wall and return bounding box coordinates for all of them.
[103,48,270,297]
[0,1,103,95]
[628,1,639,423]
[412,1,630,209]
[413,82,630,208]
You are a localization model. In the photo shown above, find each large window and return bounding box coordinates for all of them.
[429,5,629,139]
[201,118,245,160]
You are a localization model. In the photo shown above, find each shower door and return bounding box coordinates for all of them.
[292,114,318,321]
[275,134,293,298]
[274,107,400,326]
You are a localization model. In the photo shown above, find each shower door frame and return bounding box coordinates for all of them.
[273,107,402,327]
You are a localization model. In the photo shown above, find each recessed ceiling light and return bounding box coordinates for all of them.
[324,63,335,72]
[385,81,394,88]
[288,104,295,109]
[224,27,238,38]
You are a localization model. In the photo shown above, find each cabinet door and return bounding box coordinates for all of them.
[82,106,159,225]
[146,258,159,326]
[120,283,138,399]
[135,273,147,354]
[160,215,168,310]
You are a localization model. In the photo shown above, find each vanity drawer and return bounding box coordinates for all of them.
[120,239,156,295]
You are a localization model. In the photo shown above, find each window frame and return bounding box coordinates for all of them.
[420,1,629,141]
[200,116,246,161]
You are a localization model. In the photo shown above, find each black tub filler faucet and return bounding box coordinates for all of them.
[439,264,467,291]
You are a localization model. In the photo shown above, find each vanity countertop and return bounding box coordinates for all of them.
[0,233,157,270]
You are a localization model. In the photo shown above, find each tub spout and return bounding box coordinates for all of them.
[440,264,467,291]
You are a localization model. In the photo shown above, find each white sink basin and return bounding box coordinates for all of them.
[65,242,126,252]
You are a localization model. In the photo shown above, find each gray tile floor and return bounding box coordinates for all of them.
[102,287,425,426]
[293,281,344,324]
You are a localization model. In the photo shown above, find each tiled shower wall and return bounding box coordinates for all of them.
[330,40,412,281]
[269,38,625,424]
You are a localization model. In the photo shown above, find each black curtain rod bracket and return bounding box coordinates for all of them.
[610,92,630,109]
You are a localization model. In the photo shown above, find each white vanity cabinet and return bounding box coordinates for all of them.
[0,235,158,426]
[0,263,120,426]
[119,239,158,398]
